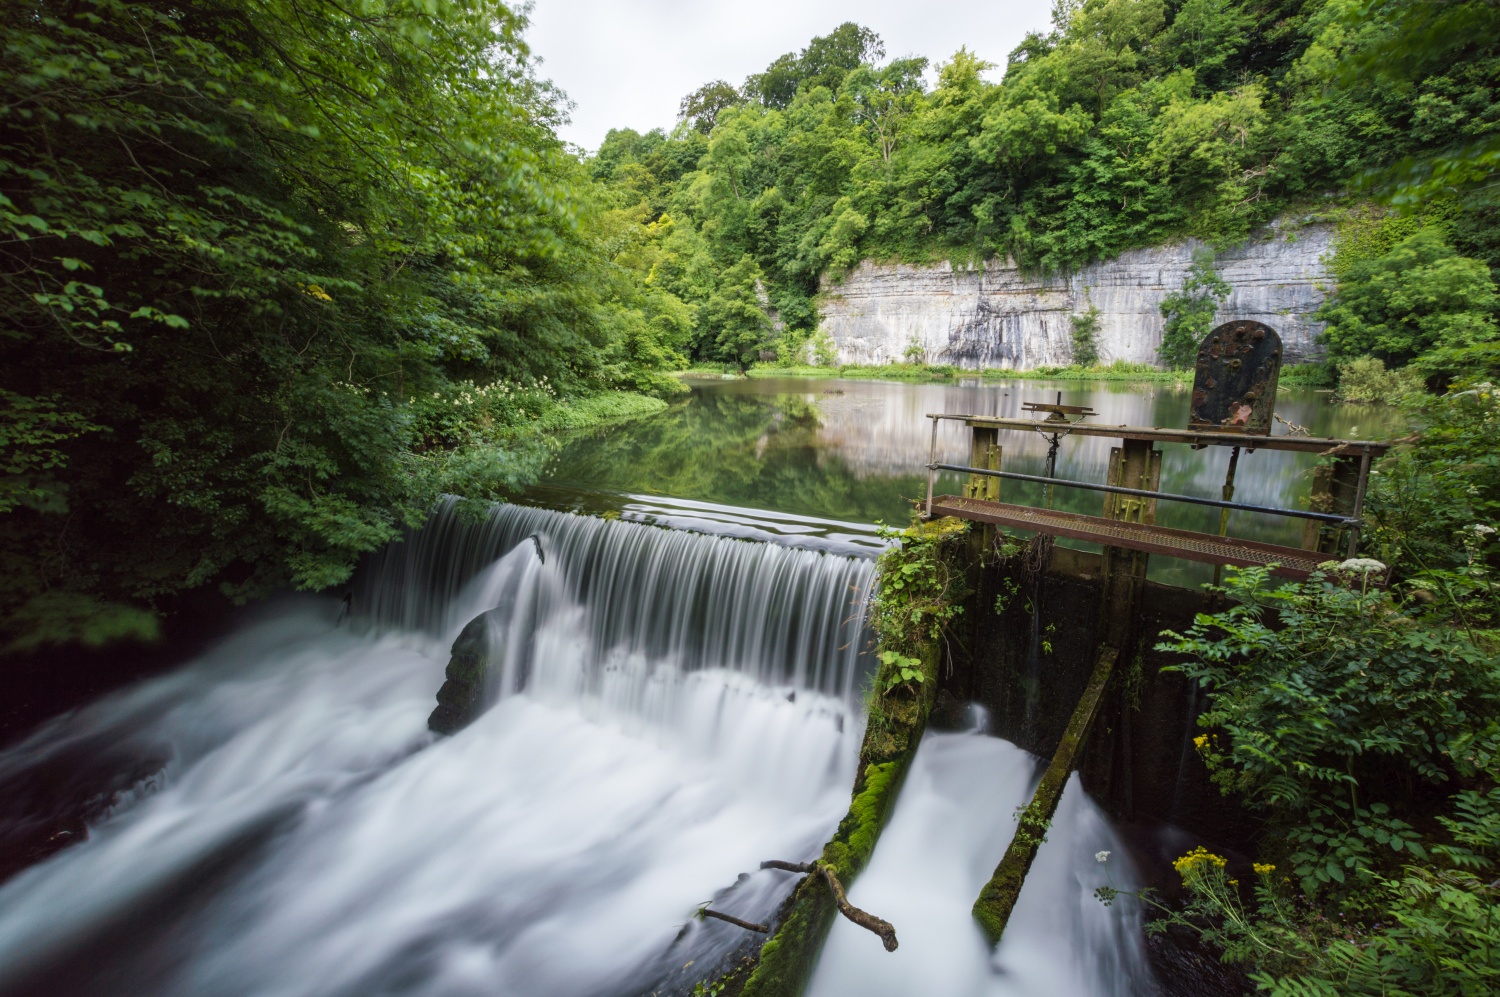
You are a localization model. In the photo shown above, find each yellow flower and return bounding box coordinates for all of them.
[1173,846,1228,879]
[1193,735,1209,751]
[1253,863,1276,876]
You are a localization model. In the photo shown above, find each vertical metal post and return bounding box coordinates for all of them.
[1100,439,1160,644]
[1346,447,1373,558]
[967,426,1002,503]
[925,416,938,519]
[1211,445,1241,588]
[1043,433,1062,509]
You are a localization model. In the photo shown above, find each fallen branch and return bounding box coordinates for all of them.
[699,907,769,933]
[760,860,898,952]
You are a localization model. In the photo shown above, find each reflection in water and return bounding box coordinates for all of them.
[538,376,1409,586]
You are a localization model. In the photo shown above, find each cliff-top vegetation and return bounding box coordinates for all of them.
[593,1,1500,377]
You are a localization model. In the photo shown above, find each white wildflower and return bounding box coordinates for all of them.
[1337,558,1387,574]
[1469,524,1496,537]
[1095,851,1111,863]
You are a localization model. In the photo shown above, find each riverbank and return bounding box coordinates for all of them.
[676,361,1334,388]
[0,388,668,746]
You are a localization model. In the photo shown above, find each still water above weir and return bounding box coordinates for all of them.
[533,375,1407,584]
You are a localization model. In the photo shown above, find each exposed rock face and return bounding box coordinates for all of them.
[819,224,1333,369]
[428,612,497,735]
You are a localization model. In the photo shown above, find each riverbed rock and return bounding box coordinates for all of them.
[819,222,1333,369]
[427,612,496,735]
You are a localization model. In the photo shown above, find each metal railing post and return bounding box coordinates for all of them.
[924,415,938,519]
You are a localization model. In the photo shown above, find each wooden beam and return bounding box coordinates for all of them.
[972,647,1119,944]
[966,429,1002,503]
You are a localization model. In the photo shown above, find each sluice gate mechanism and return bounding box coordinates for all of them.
[925,322,1396,948]
[922,322,1389,578]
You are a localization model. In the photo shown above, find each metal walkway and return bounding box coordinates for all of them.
[928,496,1330,579]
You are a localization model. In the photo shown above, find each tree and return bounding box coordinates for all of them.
[744,22,884,109]
[1159,251,1230,368]
[1071,303,1102,366]
[1318,229,1498,370]
[846,58,929,163]
[703,257,772,369]
[0,0,680,648]
[678,81,742,134]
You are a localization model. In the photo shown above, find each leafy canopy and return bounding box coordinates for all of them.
[0,0,686,648]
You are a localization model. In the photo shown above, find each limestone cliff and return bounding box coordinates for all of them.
[818,223,1333,369]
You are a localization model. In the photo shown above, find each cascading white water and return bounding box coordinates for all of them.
[0,501,1153,997]
[357,498,873,701]
[808,727,1154,997]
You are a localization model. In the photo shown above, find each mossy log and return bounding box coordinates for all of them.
[971,644,1119,944]
[680,517,969,997]
[739,578,953,997]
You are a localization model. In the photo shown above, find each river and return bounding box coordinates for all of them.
[0,375,1407,996]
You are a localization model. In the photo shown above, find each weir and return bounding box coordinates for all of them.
[0,325,1393,997]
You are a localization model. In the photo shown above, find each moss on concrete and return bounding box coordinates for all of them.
[738,518,968,997]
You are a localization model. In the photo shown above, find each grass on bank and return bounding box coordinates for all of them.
[681,361,1186,381]
[679,359,1342,391]
[527,390,669,433]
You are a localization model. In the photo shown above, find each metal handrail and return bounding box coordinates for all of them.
[925,463,1354,525]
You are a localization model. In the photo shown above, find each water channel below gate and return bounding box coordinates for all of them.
[0,375,1409,997]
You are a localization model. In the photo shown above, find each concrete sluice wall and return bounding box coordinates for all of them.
[933,540,1253,995]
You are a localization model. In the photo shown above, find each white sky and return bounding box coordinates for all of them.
[524,1,1055,152]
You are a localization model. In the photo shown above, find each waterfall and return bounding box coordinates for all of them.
[356,497,877,701]
[0,501,1152,997]
[808,729,1154,997]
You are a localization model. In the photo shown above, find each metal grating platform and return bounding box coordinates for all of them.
[928,496,1330,579]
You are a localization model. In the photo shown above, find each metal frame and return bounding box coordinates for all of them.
[925,462,1353,524]
[922,413,1385,557]
[928,496,1332,579]
[928,413,1389,455]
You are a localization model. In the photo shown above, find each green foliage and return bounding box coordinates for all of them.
[1152,390,1500,994]
[0,0,684,648]
[1070,304,1102,366]
[1145,853,1500,996]
[678,81,741,135]
[1336,0,1500,209]
[877,650,926,695]
[1162,566,1497,896]
[593,4,1500,372]
[1159,251,1230,369]
[744,22,884,110]
[810,328,838,366]
[702,255,772,369]
[1365,385,1500,616]
[1333,357,1425,404]
[983,360,1191,382]
[871,519,967,652]
[1277,363,1335,389]
[1318,229,1499,372]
